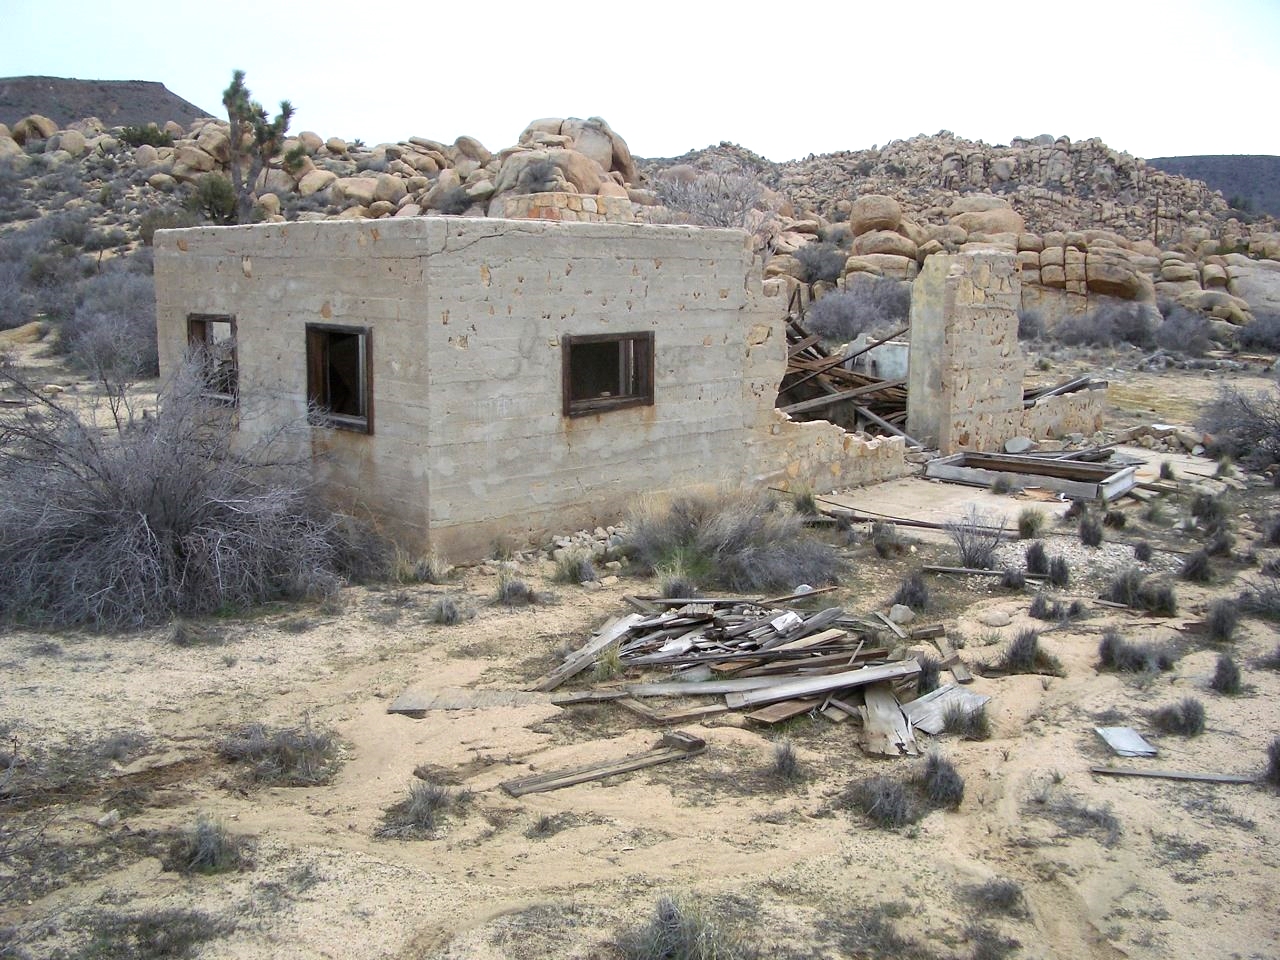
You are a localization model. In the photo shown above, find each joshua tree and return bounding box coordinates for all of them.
[221,70,304,224]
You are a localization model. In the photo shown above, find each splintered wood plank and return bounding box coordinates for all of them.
[874,611,909,641]
[858,682,919,757]
[1089,766,1254,785]
[744,697,823,724]
[724,660,922,709]
[533,614,642,692]
[500,732,706,797]
[389,688,550,714]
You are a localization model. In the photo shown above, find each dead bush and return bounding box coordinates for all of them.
[1199,384,1280,469]
[1150,697,1206,736]
[61,269,158,383]
[945,505,1006,570]
[218,720,341,786]
[626,489,844,592]
[917,654,942,694]
[918,752,965,810]
[870,521,906,558]
[615,893,756,960]
[805,274,910,342]
[1181,549,1213,583]
[1017,508,1045,540]
[988,628,1063,676]
[70,907,232,960]
[794,242,847,284]
[652,163,769,233]
[1206,599,1238,642]
[378,779,473,839]
[0,361,386,629]
[891,572,929,610]
[769,738,803,783]
[1078,514,1104,547]
[1264,738,1280,791]
[1097,629,1176,673]
[1209,654,1242,695]
[1024,541,1048,574]
[847,775,917,829]
[942,702,991,740]
[1155,303,1213,357]
[164,814,248,874]
[965,878,1026,917]
[1051,301,1157,349]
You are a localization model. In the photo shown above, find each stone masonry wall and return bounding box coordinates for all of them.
[155,217,908,560]
[906,251,1106,454]
[503,192,635,223]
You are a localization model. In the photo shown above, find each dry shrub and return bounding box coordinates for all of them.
[616,893,756,960]
[945,505,1006,570]
[891,572,929,610]
[989,629,1063,676]
[0,361,385,629]
[1024,541,1048,574]
[218,720,341,786]
[164,814,247,874]
[1209,654,1242,695]
[1097,629,1176,673]
[626,489,844,592]
[1199,384,1280,469]
[1206,599,1238,642]
[1017,508,1045,540]
[942,702,991,740]
[1150,697,1206,736]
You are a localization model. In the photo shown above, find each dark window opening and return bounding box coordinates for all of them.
[306,324,372,433]
[562,332,654,417]
[187,314,237,402]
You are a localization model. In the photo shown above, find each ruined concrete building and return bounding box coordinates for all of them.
[153,219,1101,558]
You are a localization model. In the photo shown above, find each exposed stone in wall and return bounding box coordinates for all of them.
[503,191,635,223]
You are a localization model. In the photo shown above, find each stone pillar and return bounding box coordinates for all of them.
[906,252,1022,454]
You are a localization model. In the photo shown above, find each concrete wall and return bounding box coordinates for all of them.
[907,251,1106,454]
[155,217,910,559]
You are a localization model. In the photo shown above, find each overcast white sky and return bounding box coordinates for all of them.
[6,0,1278,161]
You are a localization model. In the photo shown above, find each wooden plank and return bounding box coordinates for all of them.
[744,697,823,724]
[551,690,628,706]
[1089,766,1255,785]
[532,614,642,692]
[501,732,706,796]
[850,403,920,445]
[787,333,823,356]
[621,595,663,615]
[908,624,946,640]
[758,584,840,605]
[724,659,922,709]
[779,379,908,416]
[873,611,908,641]
[858,683,919,757]
[934,637,973,684]
[622,677,792,697]
[925,565,1047,581]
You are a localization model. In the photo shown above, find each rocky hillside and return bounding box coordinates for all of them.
[0,77,211,130]
[1146,155,1280,219]
[2,107,1279,356]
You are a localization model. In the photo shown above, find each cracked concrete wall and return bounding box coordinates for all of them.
[155,217,909,558]
[906,251,1105,455]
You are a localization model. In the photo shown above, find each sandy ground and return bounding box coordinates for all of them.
[2,336,1279,959]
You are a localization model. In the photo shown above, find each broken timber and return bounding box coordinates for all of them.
[724,660,921,710]
[500,731,706,797]
[1089,765,1255,785]
[533,614,642,692]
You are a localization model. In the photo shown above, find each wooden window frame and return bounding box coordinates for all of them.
[561,331,655,418]
[186,313,238,404]
[305,323,373,434]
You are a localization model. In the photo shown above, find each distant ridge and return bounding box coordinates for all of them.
[0,76,214,130]
[1147,155,1280,219]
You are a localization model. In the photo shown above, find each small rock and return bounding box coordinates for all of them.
[600,575,620,586]
[978,610,1012,627]
[792,584,814,595]
[97,809,120,828]
[1004,436,1035,454]
[889,603,916,624]
[603,561,623,571]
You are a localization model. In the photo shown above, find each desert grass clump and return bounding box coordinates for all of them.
[848,775,917,829]
[965,878,1026,917]
[1265,515,1280,546]
[891,572,930,610]
[657,562,701,600]
[1017,508,1045,540]
[1028,591,1065,621]
[165,814,247,875]
[1133,541,1154,562]
[553,550,597,584]
[1263,738,1280,791]
[917,655,942,695]
[427,596,472,626]
[1139,580,1178,616]
[1144,499,1171,526]
[1257,643,1280,670]
[1104,509,1127,530]
[218,720,341,786]
[1079,514,1104,547]
[989,628,1063,676]
[1181,549,1213,583]
[1151,697,1206,736]
[1209,654,1242,695]
[989,473,1015,495]
[1000,567,1025,589]
[72,908,231,960]
[1047,556,1071,589]
[379,779,473,838]
[1097,629,1176,673]
[626,489,844,592]
[1240,569,1280,619]
[1024,540,1048,575]
[1159,460,1177,481]
[918,752,965,810]
[769,738,803,783]
[946,505,1006,570]
[495,569,546,606]
[396,548,450,585]
[870,520,906,559]
[592,646,624,682]
[1191,492,1227,531]
[615,894,753,960]
[790,486,818,516]
[1206,529,1235,557]
[1206,599,1238,642]
[1103,567,1146,606]
[942,702,991,741]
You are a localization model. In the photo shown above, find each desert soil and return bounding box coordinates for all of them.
[2,338,1278,960]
